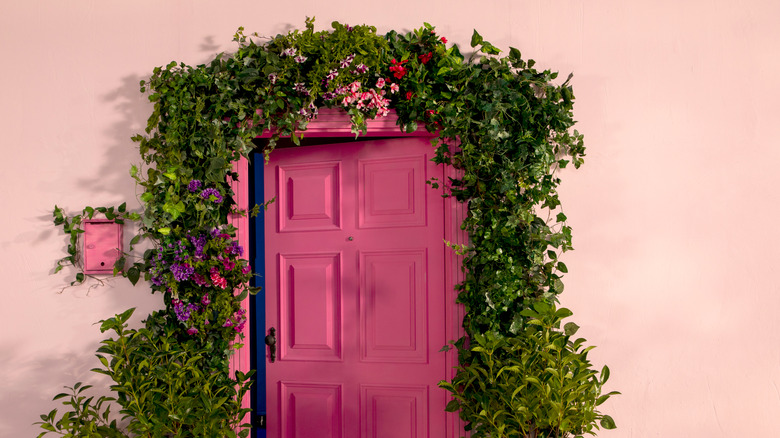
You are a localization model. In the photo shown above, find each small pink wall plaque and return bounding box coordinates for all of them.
[83,219,123,274]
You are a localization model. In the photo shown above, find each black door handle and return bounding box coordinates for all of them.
[265,327,277,363]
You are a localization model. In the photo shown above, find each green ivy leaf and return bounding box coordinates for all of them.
[126,267,140,286]
[564,322,580,337]
[206,157,227,183]
[470,30,483,48]
[600,415,617,429]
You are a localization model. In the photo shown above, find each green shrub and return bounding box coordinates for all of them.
[440,302,618,438]
[36,308,253,438]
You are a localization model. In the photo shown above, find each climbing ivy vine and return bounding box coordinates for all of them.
[42,19,615,438]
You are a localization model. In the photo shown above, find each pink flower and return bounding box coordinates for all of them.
[210,266,228,289]
[212,275,227,289]
[390,83,399,94]
[232,309,247,332]
[186,327,199,335]
[193,272,210,287]
[376,78,386,88]
[349,81,361,93]
[223,308,247,331]
[201,293,211,306]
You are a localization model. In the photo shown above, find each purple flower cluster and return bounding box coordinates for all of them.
[172,299,200,323]
[150,228,254,337]
[200,188,223,203]
[187,179,202,192]
[170,263,194,282]
[227,240,244,256]
[149,251,168,287]
[171,239,188,262]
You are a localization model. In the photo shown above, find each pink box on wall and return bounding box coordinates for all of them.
[83,219,123,274]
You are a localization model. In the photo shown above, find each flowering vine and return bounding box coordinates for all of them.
[147,228,254,339]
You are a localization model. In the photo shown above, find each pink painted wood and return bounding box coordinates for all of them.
[229,156,252,425]
[231,109,467,437]
[265,137,446,438]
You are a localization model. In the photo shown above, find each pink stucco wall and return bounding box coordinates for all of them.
[2,1,779,436]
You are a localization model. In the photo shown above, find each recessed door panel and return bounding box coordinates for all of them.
[279,253,342,361]
[281,382,342,438]
[361,385,428,438]
[360,250,427,363]
[359,156,426,228]
[278,162,341,232]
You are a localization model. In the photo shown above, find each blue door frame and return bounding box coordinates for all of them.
[249,151,266,438]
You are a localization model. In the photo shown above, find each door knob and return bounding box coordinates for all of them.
[265,327,277,363]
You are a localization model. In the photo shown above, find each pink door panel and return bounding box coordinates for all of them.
[278,252,342,361]
[360,250,427,363]
[265,137,446,438]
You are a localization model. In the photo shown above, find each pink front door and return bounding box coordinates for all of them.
[264,137,447,438]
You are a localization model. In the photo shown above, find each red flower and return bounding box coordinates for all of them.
[440,37,448,44]
[406,91,413,100]
[418,52,432,64]
[389,58,409,79]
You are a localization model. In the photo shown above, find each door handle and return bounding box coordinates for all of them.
[265,327,277,363]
